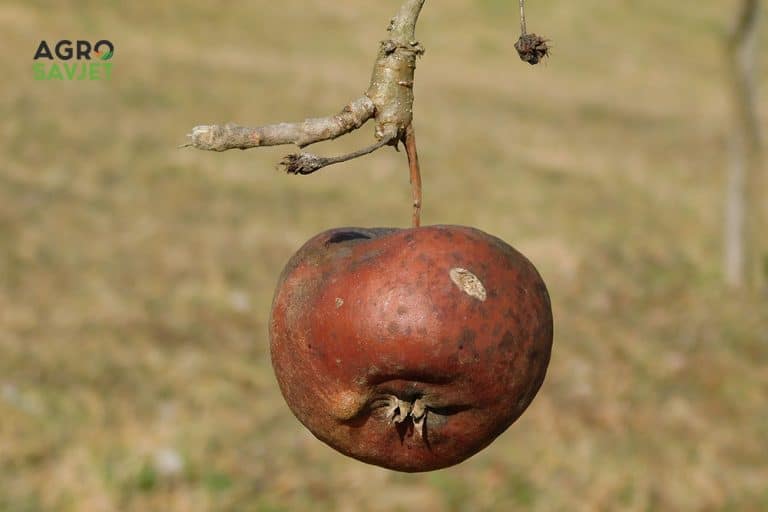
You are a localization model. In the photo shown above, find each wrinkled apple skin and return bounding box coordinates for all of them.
[269,225,553,472]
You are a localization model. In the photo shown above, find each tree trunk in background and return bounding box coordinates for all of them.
[724,0,764,292]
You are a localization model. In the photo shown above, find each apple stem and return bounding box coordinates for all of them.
[405,123,423,227]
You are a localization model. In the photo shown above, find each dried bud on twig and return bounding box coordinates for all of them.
[281,153,326,175]
[515,33,550,65]
[516,0,550,66]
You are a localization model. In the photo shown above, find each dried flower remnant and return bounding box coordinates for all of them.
[516,0,550,65]
[515,34,550,65]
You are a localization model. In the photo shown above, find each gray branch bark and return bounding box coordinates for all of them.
[183,0,426,175]
[187,97,375,151]
[724,0,764,291]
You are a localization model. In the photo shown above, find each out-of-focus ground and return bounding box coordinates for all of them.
[1,1,767,510]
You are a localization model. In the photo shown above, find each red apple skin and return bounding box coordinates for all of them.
[269,225,553,472]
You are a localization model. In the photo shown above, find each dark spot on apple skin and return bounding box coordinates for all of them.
[504,307,522,326]
[499,331,516,352]
[356,248,384,264]
[460,328,476,344]
[397,306,408,316]
[457,329,478,360]
[416,252,435,267]
[434,228,455,241]
[387,321,399,335]
[457,328,476,347]
[307,341,328,359]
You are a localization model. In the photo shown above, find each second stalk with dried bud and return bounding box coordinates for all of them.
[515,0,550,65]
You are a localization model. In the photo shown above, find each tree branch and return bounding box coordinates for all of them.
[182,0,426,174]
[182,96,375,151]
[182,0,546,229]
[724,0,764,291]
[729,0,760,49]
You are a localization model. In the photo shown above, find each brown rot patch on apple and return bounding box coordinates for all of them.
[269,225,553,472]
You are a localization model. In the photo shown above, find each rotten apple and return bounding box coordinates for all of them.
[269,225,553,472]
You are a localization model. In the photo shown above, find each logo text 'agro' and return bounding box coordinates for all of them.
[33,40,114,80]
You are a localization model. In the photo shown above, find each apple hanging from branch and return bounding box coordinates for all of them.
[270,225,552,472]
[182,0,553,472]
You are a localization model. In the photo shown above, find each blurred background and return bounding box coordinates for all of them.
[1,1,766,510]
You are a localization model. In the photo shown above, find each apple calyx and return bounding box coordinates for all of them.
[377,395,428,438]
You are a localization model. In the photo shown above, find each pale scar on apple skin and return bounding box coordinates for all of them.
[449,268,487,302]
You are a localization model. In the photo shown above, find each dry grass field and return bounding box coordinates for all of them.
[1,1,767,510]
